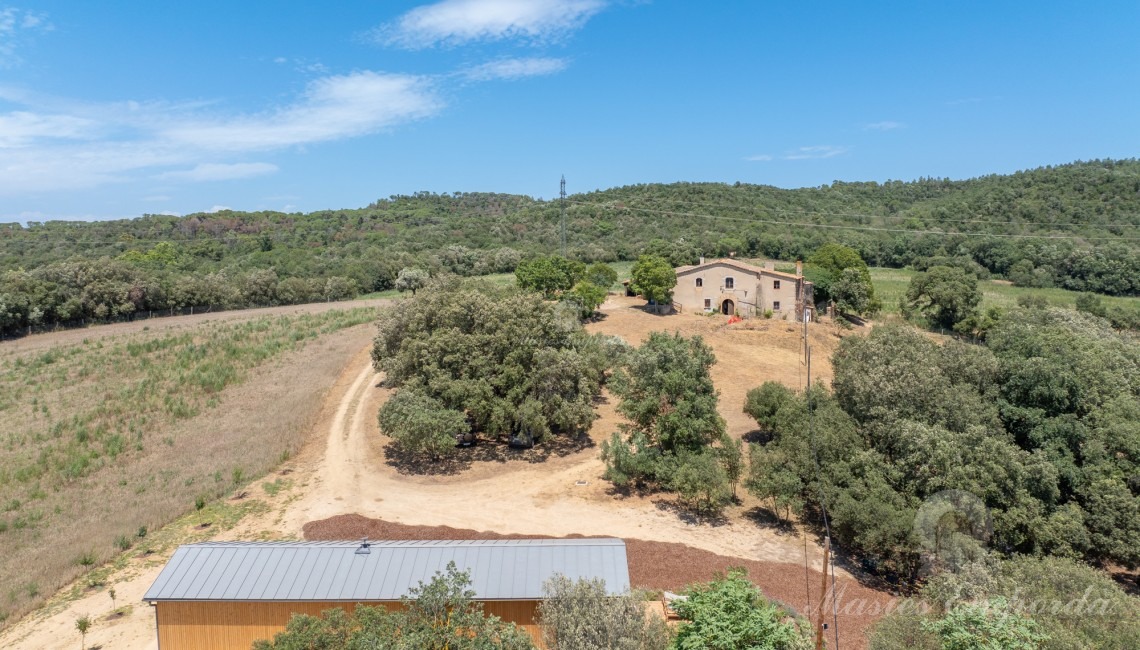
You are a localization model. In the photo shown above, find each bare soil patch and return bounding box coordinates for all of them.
[0,293,877,650]
[589,295,852,439]
[0,313,377,628]
[304,514,892,650]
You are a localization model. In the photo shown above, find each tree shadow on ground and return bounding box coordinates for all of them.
[1111,569,1140,597]
[820,531,910,595]
[384,434,595,476]
[652,498,730,527]
[631,303,675,317]
[741,428,774,445]
[743,506,797,536]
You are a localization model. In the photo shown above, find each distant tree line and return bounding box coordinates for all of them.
[3,160,1139,335]
[0,257,363,336]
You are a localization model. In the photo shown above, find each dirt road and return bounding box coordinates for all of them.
[0,296,871,650]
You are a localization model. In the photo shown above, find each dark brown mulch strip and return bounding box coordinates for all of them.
[303,514,895,650]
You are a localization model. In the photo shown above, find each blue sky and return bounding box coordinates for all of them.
[1,1,1137,221]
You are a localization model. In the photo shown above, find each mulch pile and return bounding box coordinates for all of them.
[304,514,897,650]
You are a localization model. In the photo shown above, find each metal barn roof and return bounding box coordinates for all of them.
[143,539,630,602]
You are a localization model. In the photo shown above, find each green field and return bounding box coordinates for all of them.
[870,267,1140,315]
[364,261,1138,321]
[359,261,636,299]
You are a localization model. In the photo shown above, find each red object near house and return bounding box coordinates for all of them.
[726,315,743,325]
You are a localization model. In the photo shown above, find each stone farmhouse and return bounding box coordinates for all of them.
[672,258,814,321]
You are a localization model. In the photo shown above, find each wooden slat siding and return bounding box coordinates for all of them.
[155,600,544,649]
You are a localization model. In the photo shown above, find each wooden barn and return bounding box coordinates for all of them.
[143,538,630,649]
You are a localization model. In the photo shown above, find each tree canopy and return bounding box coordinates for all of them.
[870,555,1140,650]
[539,576,670,650]
[747,314,1140,582]
[253,562,535,650]
[3,160,1140,336]
[601,332,738,514]
[515,256,585,297]
[372,278,612,455]
[395,267,429,295]
[805,243,878,315]
[904,265,983,329]
[671,569,812,650]
[629,255,677,311]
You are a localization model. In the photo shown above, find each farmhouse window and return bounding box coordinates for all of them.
[696,278,703,287]
[773,301,781,310]
[724,277,735,289]
[704,299,711,309]
[773,280,781,290]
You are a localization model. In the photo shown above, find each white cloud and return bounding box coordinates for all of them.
[463,57,568,81]
[0,71,442,193]
[206,205,232,213]
[783,145,849,160]
[376,0,605,48]
[744,154,773,162]
[0,8,52,67]
[0,111,97,147]
[864,121,903,131]
[161,72,441,151]
[158,162,279,182]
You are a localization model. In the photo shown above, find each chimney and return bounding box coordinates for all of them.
[796,260,803,277]
[699,256,705,265]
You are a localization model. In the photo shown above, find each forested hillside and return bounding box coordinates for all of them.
[2,159,1138,335]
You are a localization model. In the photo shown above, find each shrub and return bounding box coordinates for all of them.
[665,451,732,516]
[254,563,534,650]
[743,382,793,431]
[377,389,467,459]
[539,575,670,650]
[672,569,812,650]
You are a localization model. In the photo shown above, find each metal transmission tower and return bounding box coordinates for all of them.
[560,175,567,257]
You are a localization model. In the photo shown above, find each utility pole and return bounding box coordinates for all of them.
[560,175,567,257]
[815,536,831,650]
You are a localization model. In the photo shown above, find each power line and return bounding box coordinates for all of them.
[805,338,840,650]
[569,200,1140,241]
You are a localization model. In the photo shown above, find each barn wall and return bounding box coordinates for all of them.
[154,600,543,649]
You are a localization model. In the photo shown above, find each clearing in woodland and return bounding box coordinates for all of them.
[1,294,884,650]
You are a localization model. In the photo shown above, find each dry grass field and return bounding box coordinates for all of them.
[0,293,883,650]
[0,306,380,627]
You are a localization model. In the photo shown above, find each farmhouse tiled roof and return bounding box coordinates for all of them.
[674,258,802,280]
